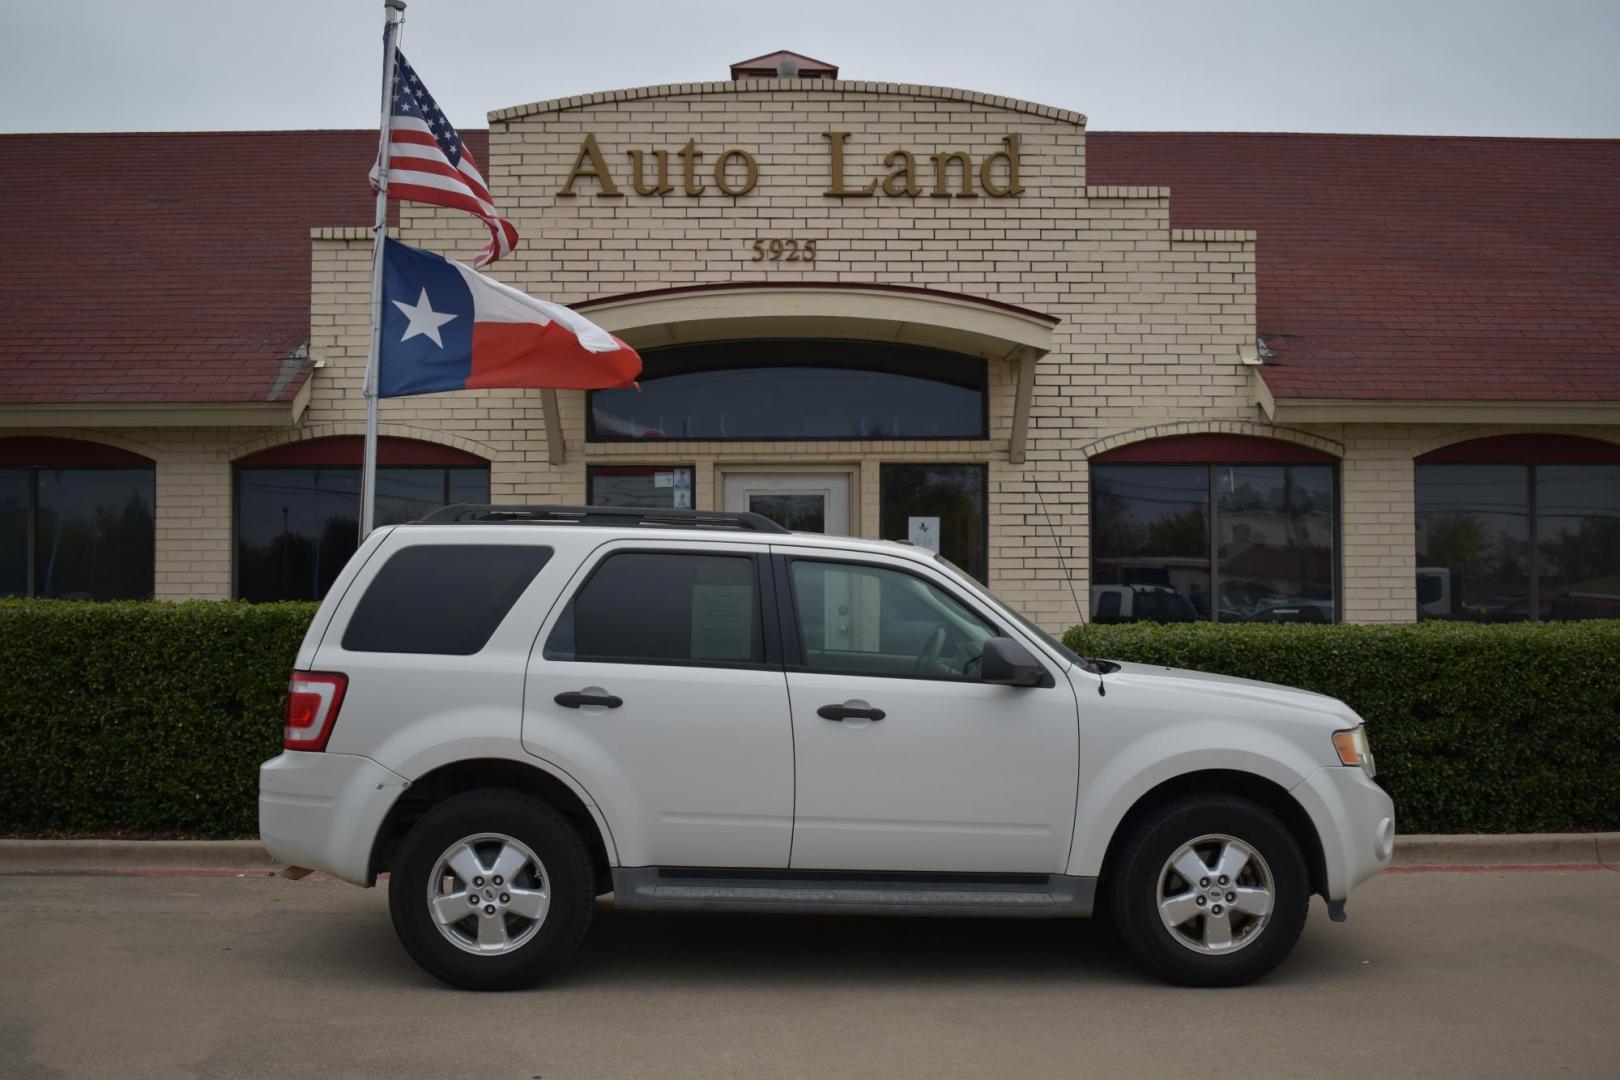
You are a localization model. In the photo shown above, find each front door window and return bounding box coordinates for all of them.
[788,559,996,679]
[748,493,825,532]
[723,472,850,534]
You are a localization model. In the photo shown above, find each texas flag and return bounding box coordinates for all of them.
[378,239,641,398]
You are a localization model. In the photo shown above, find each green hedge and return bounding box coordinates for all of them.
[1064,620,1620,834]
[0,601,317,837]
[2,602,1616,836]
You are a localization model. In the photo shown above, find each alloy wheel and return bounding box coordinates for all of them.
[427,832,550,956]
[1156,833,1274,955]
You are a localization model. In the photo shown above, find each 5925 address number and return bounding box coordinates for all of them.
[750,238,818,262]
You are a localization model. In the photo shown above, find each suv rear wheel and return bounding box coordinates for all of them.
[388,789,595,990]
[1109,794,1309,986]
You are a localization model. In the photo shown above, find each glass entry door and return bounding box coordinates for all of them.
[723,473,851,534]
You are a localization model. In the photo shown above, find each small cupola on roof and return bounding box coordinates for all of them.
[729,50,838,80]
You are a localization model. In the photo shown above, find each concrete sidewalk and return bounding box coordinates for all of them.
[3,832,1618,872]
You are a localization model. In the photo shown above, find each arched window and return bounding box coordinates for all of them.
[1089,435,1339,623]
[233,436,490,601]
[587,340,987,442]
[1415,435,1620,621]
[0,437,156,600]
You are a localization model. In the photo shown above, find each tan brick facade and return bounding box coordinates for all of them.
[24,81,1620,624]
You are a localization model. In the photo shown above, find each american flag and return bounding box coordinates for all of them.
[378,49,519,268]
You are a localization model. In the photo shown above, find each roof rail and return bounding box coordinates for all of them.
[411,503,792,533]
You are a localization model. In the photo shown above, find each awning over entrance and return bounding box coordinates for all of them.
[568,283,1058,465]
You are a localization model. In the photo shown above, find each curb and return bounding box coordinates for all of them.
[0,839,280,872]
[2,834,1617,873]
[1389,833,1619,868]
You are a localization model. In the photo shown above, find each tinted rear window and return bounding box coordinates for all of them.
[342,544,552,655]
[545,552,761,665]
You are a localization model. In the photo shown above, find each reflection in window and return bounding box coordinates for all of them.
[588,465,694,509]
[1091,463,1337,622]
[749,494,826,532]
[1090,465,1210,621]
[1216,465,1336,622]
[1,466,155,600]
[789,559,996,678]
[1415,465,1530,621]
[880,464,989,583]
[1416,462,1620,621]
[546,552,761,665]
[1538,465,1620,619]
[235,466,489,602]
[588,340,986,442]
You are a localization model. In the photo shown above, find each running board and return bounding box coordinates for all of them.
[610,868,1096,918]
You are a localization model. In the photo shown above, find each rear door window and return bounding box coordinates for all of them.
[544,551,763,666]
[341,544,552,655]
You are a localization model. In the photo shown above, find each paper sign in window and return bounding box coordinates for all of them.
[690,584,753,660]
[908,515,941,553]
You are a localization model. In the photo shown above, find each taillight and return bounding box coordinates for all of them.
[284,671,348,751]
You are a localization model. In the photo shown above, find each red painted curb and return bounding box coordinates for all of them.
[0,868,338,880]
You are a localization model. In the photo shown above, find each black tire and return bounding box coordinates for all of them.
[1109,794,1308,987]
[388,789,595,991]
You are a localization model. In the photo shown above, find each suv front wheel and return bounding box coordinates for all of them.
[1109,794,1309,986]
[388,789,595,990]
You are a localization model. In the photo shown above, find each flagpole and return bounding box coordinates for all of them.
[361,0,406,539]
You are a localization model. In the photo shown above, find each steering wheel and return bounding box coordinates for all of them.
[915,626,948,673]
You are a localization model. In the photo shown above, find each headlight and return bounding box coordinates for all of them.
[1332,725,1376,778]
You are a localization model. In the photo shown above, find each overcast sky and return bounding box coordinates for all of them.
[3,0,1617,136]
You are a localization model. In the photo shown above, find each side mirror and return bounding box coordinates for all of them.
[979,636,1045,687]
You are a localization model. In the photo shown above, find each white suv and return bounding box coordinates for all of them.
[260,505,1394,989]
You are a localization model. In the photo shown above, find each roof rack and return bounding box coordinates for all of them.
[411,504,792,534]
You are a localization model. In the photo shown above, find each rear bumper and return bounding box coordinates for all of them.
[1290,766,1396,901]
[259,751,409,886]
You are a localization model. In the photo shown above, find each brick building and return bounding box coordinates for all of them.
[3,54,1618,626]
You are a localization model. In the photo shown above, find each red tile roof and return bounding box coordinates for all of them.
[0,130,441,405]
[1,129,1613,406]
[1088,132,1620,401]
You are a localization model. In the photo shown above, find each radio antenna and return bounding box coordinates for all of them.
[1034,477,1111,694]
[1033,480,1086,626]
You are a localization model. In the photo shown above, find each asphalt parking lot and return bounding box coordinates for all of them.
[2,867,1616,1079]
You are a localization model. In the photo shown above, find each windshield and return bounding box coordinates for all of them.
[934,555,1084,667]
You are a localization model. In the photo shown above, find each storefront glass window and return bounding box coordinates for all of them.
[587,465,695,509]
[1091,463,1338,623]
[1090,464,1211,621]
[1216,465,1336,622]
[33,469,157,600]
[1416,461,1620,620]
[235,466,489,601]
[1414,464,1531,620]
[1537,465,1620,619]
[0,470,26,597]
[589,340,986,442]
[879,464,989,583]
[0,465,154,600]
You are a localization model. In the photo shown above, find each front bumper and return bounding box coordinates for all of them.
[1290,765,1396,901]
[259,751,410,886]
